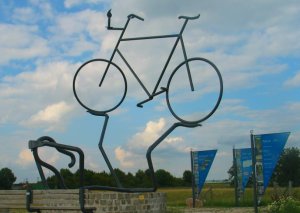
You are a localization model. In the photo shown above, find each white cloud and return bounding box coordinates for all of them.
[284,72,300,88]
[1,0,299,181]
[38,148,60,166]
[12,7,37,23]
[114,118,167,169]
[64,0,108,8]
[114,146,135,168]
[12,1,54,23]
[128,118,166,148]
[0,61,79,130]
[51,10,105,39]
[216,151,231,157]
[65,36,96,56]
[64,0,81,8]
[114,118,189,170]
[286,102,300,111]
[16,147,59,170]
[16,149,34,166]
[48,10,106,57]
[0,24,50,65]
[85,155,103,171]
[93,0,300,98]
[26,101,73,127]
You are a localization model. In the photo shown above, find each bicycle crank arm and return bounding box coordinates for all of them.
[137,87,167,108]
[137,96,153,108]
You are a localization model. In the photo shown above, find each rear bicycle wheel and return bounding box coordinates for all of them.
[166,57,223,124]
[73,59,127,114]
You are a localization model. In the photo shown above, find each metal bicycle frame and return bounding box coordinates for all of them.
[100,16,195,107]
[72,13,205,193]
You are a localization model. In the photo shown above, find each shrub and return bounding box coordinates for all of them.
[267,196,300,213]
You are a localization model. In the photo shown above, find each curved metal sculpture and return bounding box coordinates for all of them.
[72,10,223,193]
[28,136,85,189]
[29,10,223,195]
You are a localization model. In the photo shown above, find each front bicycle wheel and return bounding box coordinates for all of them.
[73,59,127,114]
[166,57,223,124]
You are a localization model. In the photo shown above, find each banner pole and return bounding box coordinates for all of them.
[233,147,239,206]
[250,130,258,213]
[190,149,195,208]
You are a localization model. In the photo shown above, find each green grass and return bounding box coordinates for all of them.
[159,184,300,208]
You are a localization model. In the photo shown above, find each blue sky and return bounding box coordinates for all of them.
[0,0,299,183]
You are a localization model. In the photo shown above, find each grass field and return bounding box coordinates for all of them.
[159,183,300,208]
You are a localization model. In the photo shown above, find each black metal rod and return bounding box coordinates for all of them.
[136,88,166,108]
[146,122,200,191]
[179,36,194,91]
[33,149,67,189]
[40,141,85,187]
[26,189,41,213]
[81,122,200,193]
[32,150,49,189]
[151,35,181,95]
[29,138,85,188]
[179,19,189,34]
[99,18,131,87]
[233,147,239,206]
[121,34,178,41]
[38,136,76,168]
[117,49,151,97]
[79,188,95,213]
[101,13,194,106]
[136,96,153,108]
[151,19,189,95]
[98,114,123,187]
[250,131,259,213]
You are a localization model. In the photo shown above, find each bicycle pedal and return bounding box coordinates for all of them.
[137,103,143,108]
[160,87,167,91]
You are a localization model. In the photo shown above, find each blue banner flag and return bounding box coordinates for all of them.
[254,132,290,195]
[192,149,217,194]
[235,148,252,194]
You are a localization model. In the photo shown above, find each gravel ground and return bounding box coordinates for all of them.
[167,207,268,213]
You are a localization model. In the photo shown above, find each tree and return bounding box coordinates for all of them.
[272,147,300,187]
[61,168,76,188]
[155,169,175,187]
[135,169,152,187]
[0,167,16,189]
[183,170,192,186]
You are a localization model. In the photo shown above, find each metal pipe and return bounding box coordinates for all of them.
[121,34,178,41]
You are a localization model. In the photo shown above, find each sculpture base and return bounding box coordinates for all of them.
[88,191,166,212]
[0,189,166,213]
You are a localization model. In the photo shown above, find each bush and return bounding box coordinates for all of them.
[267,196,300,213]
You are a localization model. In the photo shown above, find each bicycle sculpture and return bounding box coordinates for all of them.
[70,10,224,192]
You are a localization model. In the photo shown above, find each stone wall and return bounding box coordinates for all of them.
[0,189,166,213]
[87,191,166,213]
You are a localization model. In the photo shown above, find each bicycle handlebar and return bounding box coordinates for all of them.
[107,9,144,30]
[107,9,199,31]
[128,13,144,21]
[178,14,200,20]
